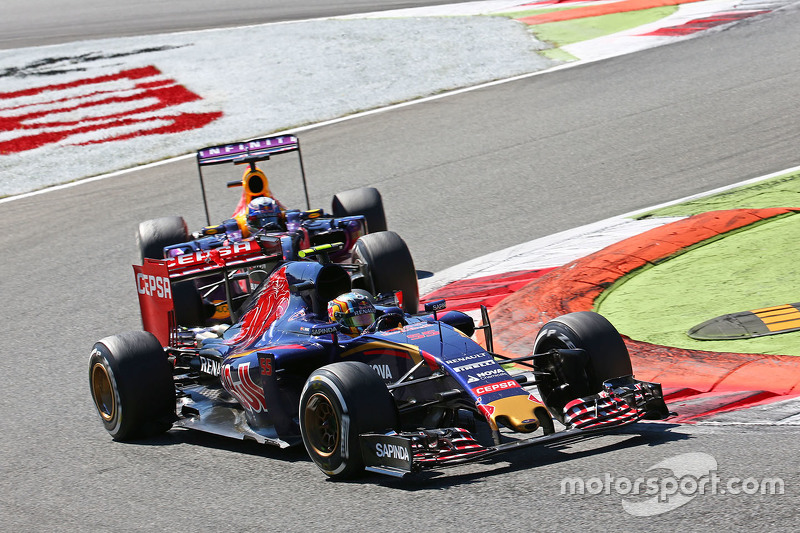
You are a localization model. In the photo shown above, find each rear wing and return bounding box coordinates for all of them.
[134,237,284,346]
[166,239,277,282]
[195,134,310,224]
[197,135,300,165]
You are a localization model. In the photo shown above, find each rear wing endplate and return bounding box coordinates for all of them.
[134,259,176,347]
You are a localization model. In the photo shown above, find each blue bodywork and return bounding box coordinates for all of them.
[164,211,366,263]
[173,259,531,447]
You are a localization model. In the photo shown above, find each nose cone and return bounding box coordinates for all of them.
[484,394,549,433]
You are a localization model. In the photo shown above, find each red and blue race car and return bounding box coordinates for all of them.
[135,134,418,325]
[89,235,669,478]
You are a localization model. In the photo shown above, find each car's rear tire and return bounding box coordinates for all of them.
[300,362,398,479]
[136,216,205,326]
[331,187,387,233]
[352,231,419,314]
[89,331,175,440]
[532,311,632,423]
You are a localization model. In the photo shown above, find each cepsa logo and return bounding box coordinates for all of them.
[168,241,256,267]
[473,379,520,396]
[136,273,172,300]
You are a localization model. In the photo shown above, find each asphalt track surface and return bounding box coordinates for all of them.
[2,4,800,532]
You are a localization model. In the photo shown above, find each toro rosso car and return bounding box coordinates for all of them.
[89,237,669,479]
[135,134,418,324]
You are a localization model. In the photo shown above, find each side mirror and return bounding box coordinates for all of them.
[424,300,446,313]
[424,299,446,322]
[289,281,314,294]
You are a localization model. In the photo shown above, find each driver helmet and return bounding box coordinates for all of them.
[246,196,282,232]
[327,292,377,335]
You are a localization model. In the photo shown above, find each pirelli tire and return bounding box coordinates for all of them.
[331,187,387,233]
[532,311,633,423]
[352,231,419,314]
[89,331,175,441]
[136,216,205,326]
[300,362,398,479]
[136,216,189,261]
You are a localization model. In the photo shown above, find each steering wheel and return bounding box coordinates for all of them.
[364,313,407,333]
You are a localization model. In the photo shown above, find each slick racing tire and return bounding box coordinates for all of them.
[136,216,205,326]
[89,331,175,441]
[300,362,398,479]
[532,311,632,424]
[331,187,387,233]
[352,231,419,314]
[136,216,189,261]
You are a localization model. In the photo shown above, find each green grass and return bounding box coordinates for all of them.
[596,170,800,356]
[540,47,579,62]
[502,7,586,19]
[636,170,800,218]
[529,6,678,47]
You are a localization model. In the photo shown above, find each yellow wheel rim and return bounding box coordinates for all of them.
[303,393,339,457]
[91,362,116,422]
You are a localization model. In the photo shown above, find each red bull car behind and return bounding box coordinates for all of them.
[135,134,418,326]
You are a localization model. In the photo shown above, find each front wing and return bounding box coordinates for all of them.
[360,377,669,478]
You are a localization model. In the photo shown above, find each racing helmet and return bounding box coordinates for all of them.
[327,292,377,335]
[246,196,282,231]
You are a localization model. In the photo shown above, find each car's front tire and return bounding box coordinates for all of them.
[136,216,189,261]
[532,311,632,423]
[299,362,398,479]
[331,187,387,233]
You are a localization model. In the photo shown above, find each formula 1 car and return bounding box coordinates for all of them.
[135,134,418,323]
[89,236,669,479]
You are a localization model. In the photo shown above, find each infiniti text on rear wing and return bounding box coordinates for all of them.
[197,135,300,166]
[134,238,283,346]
